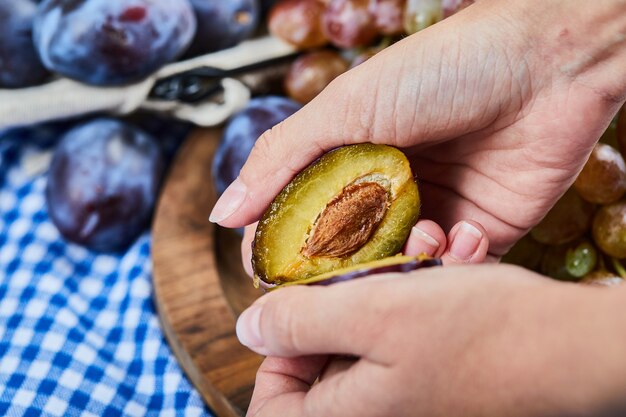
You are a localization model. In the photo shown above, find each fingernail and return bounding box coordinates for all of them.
[236,305,264,348]
[210,178,247,223]
[410,227,440,254]
[449,222,482,261]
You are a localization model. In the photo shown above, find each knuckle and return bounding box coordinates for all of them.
[240,127,274,171]
[240,123,289,181]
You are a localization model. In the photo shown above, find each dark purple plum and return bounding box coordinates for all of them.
[184,0,259,58]
[34,0,196,86]
[47,118,164,252]
[275,256,442,289]
[212,96,301,196]
[0,0,49,88]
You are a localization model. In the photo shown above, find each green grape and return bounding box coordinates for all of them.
[531,188,594,246]
[565,240,597,278]
[404,0,442,34]
[574,143,626,204]
[540,245,577,281]
[592,202,626,258]
[501,234,545,271]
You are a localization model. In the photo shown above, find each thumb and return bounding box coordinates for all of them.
[236,283,394,360]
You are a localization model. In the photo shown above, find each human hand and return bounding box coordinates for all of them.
[211,0,626,257]
[237,265,626,417]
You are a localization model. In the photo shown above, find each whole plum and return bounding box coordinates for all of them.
[47,118,164,252]
[34,0,197,86]
[0,0,49,88]
[212,96,301,196]
[184,0,259,57]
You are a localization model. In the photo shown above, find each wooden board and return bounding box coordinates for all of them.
[152,129,264,417]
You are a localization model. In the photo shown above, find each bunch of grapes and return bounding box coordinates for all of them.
[503,108,626,287]
[268,0,474,104]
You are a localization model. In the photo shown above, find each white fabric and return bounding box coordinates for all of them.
[0,36,296,130]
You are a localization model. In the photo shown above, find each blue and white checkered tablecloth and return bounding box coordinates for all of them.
[0,123,213,416]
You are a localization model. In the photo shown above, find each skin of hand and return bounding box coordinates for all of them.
[237,265,626,417]
[211,0,626,260]
[216,0,626,415]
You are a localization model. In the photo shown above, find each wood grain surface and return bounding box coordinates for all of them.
[152,129,264,417]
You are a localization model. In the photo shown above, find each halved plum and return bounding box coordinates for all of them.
[252,143,421,286]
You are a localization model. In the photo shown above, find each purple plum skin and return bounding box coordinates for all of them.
[46,118,164,252]
[34,0,197,86]
[184,0,259,57]
[309,258,443,286]
[212,96,301,196]
[0,0,49,88]
[265,258,443,290]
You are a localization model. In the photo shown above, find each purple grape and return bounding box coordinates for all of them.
[212,96,301,196]
[47,118,164,252]
[184,0,259,58]
[0,0,49,88]
[34,0,196,86]
[322,0,378,48]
